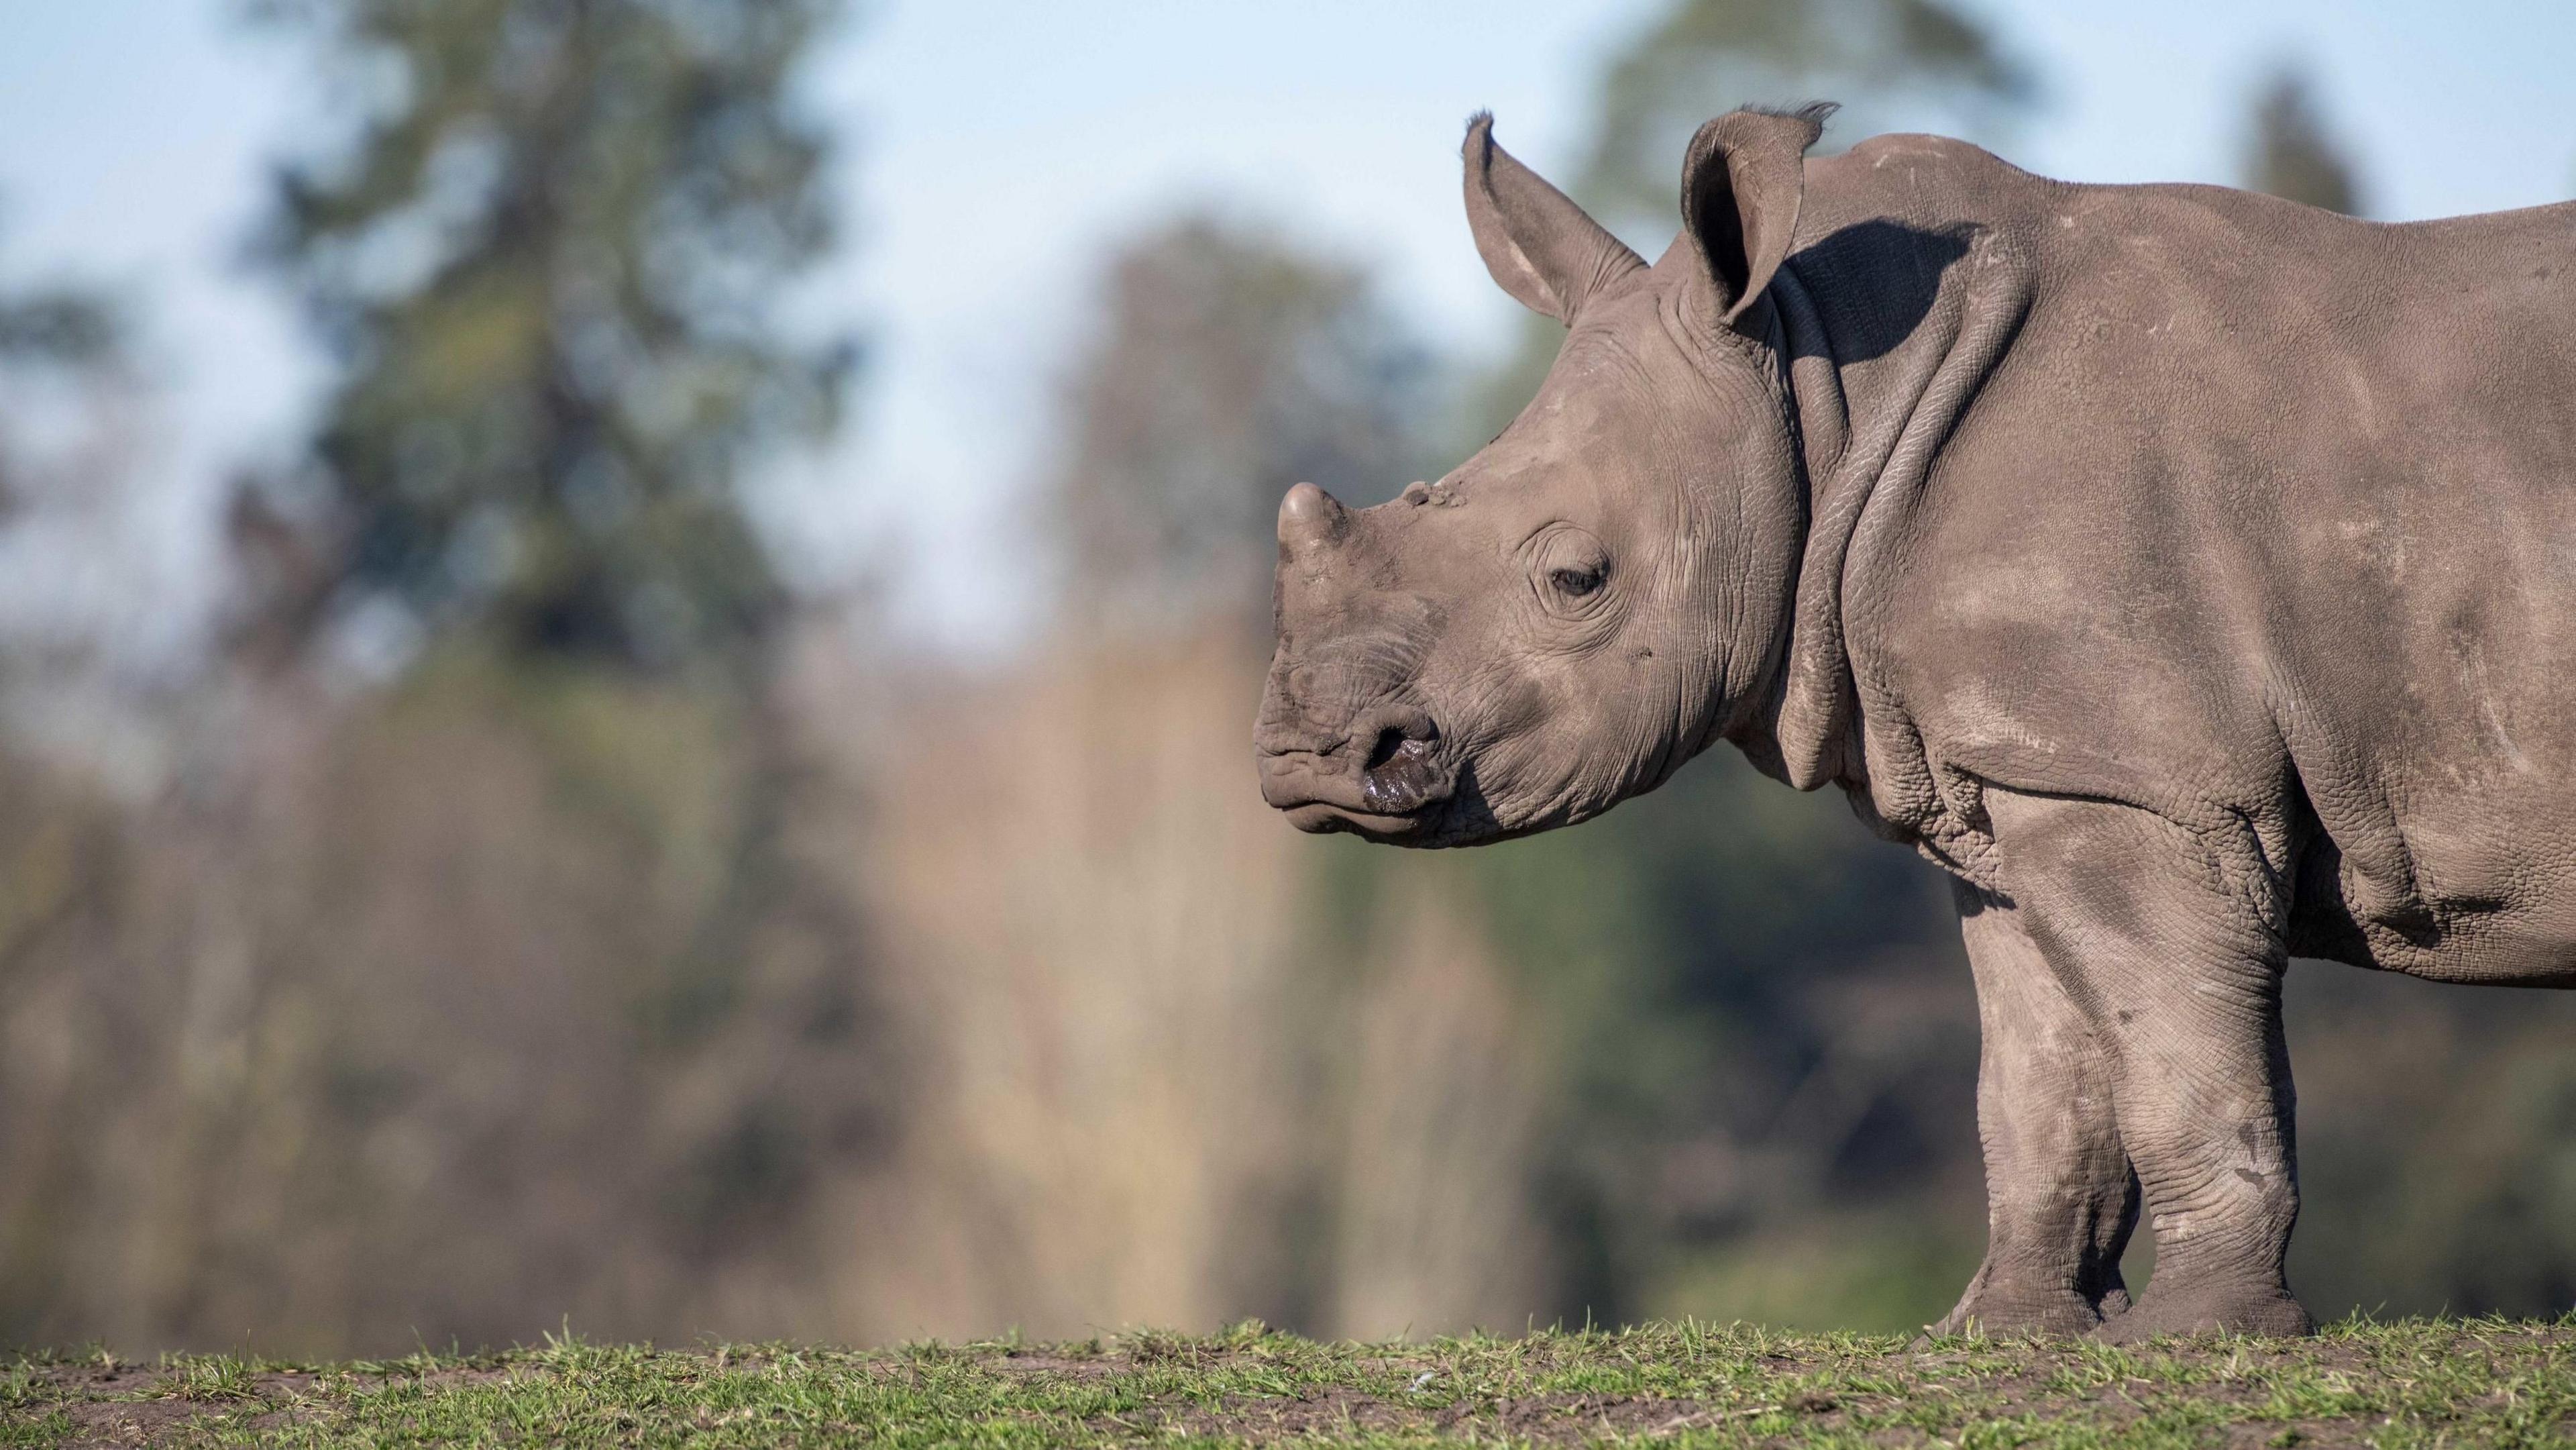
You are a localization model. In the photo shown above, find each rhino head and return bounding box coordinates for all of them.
[1256,108,1825,845]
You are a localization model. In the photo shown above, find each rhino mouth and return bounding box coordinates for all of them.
[1258,728,1456,840]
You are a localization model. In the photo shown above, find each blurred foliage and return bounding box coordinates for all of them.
[1052,214,1438,636]
[1458,754,1974,1329]
[0,291,120,374]
[0,233,154,698]
[1033,217,1546,1339]
[2243,65,2365,215]
[2286,970,2576,1320]
[0,646,896,1353]
[248,0,855,670]
[0,240,129,515]
[1576,0,2035,241]
[0,0,908,1357]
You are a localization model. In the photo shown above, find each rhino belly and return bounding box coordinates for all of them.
[2291,772,2576,986]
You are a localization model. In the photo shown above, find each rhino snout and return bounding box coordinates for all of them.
[1255,703,1450,837]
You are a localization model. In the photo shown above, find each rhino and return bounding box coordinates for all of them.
[1254,103,2576,1339]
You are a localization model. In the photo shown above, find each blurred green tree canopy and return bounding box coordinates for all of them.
[250,0,854,670]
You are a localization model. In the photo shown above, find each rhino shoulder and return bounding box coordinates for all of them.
[1804,132,2062,227]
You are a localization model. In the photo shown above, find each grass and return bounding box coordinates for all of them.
[6,1316,2574,1447]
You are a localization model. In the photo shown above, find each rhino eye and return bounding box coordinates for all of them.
[1528,524,1613,618]
[1550,566,1605,598]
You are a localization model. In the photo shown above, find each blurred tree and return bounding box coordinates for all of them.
[1038,216,1554,1340]
[0,0,912,1357]
[247,0,854,670]
[1578,0,2033,239]
[2242,65,2365,215]
[0,248,127,514]
[0,284,119,374]
[0,233,170,701]
[1051,214,1435,638]
[233,0,877,1257]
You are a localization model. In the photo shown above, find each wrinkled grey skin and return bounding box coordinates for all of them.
[1256,104,2576,1340]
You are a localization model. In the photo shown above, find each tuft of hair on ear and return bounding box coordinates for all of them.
[1462,109,1497,154]
[1737,100,1841,147]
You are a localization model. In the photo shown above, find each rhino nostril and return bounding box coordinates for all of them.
[1358,730,1444,817]
[1364,726,1409,773]
[1363,715,1439,772]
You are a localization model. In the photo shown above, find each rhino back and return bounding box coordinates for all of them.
[1816,136,2576,981]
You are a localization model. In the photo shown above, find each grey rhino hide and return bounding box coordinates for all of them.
[1255,104,2576,1340]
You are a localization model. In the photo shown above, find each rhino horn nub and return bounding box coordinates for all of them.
[1278,482,1350,555]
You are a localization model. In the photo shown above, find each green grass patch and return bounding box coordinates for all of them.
[5,1316,2572,1447]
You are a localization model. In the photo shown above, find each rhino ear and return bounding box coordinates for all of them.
[1675,104,1830,333]
[1462,113,1646,324]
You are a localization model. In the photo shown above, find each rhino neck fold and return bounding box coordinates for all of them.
[1746,223,2037,813]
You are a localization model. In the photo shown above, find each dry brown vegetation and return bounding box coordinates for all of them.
[0,625,1559,1353]
[856,637,1549,1342]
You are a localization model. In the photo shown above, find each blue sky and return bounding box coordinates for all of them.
[1,0,2571,656]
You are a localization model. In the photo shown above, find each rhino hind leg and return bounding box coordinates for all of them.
[1971,786,2314,1342]
[1933,881,2139,1337]
[2083,935,2314,1343]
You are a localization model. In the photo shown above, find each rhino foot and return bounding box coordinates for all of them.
[2091,1282,2314,1343]
[1929,1280,2130,1339]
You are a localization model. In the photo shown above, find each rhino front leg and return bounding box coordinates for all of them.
[1934,878,2139,1336]
[1980,786,2313,1341]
